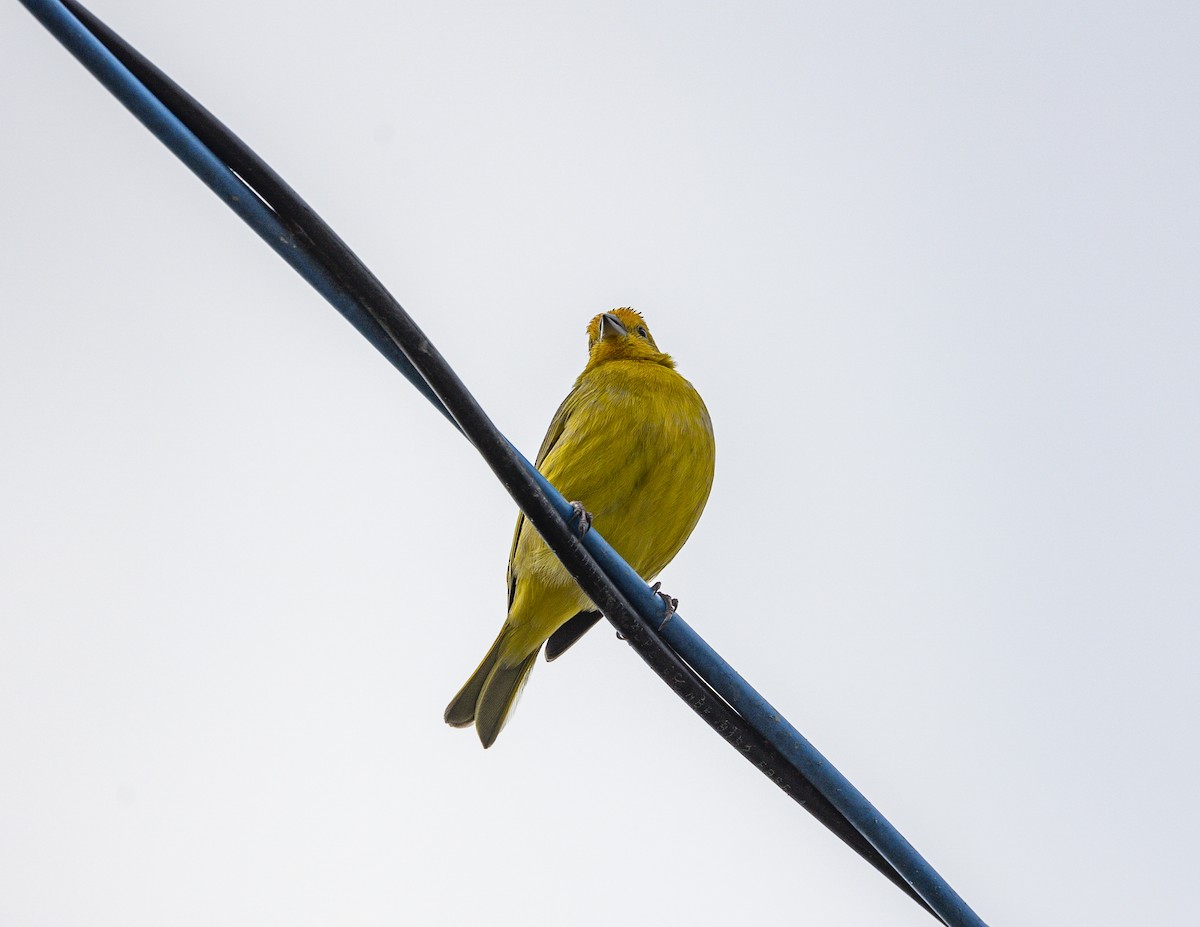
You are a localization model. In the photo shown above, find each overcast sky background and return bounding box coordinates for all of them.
[3,2,1198,924]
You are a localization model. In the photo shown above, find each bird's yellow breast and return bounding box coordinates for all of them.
[506,357,715,649]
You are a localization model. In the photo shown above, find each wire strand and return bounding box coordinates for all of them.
[21,2,987,923]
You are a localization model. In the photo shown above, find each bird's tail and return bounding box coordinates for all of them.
[444,629,540,748]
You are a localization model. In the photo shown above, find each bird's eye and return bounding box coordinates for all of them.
[636,326,648,338]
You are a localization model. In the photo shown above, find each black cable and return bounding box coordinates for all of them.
[59,2,943,918]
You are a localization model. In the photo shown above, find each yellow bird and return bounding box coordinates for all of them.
[444,308,716,747]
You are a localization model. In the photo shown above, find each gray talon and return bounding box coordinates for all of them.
[650,582,679,625]
[569,501,593,537]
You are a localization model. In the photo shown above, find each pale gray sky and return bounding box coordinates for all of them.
[3,2,1198,924]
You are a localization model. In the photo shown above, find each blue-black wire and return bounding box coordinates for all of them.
[43,3,937,911]
[20,1,991,924]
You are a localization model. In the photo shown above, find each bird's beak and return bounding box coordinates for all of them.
[599,312,627,341]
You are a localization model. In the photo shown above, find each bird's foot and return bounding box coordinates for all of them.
[650,582,679,628]
[569,501,593,537]
[614,584,677,641]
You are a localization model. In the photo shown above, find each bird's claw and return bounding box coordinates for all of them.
[569,501,593,537]
[614,584,678,642]
[650,581,679,627]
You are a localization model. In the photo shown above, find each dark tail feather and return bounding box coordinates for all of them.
[444,636,504,728]
[545,610,604,661]
[474,649,540,748]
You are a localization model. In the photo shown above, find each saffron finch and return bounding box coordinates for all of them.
[444,308,715,747]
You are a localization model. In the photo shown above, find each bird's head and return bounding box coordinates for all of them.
[584,308,675,370]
